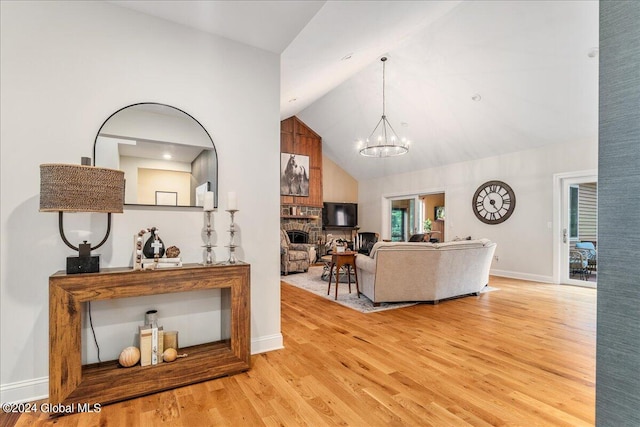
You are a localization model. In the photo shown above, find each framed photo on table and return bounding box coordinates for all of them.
[156,191,178,206]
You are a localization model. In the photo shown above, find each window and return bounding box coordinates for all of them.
[391,208,405,242]
[569,185,579,239]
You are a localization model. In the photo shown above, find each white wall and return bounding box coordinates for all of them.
[0,1,282,403]
[120,156,192,204]
[358,137,598,282]
[100,107,213,148]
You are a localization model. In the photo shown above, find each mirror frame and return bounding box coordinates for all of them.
[93,102,218,209]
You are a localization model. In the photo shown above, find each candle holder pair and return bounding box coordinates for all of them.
[203,209,239,265]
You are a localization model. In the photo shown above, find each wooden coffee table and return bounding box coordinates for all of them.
[326,251,360,300]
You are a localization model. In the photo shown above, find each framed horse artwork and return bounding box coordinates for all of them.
[280,153,310,197]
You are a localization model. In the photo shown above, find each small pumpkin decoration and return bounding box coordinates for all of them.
[163,348,178,362]
[119,346,141,368]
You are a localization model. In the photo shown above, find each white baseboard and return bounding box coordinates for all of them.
[0,376,48,404]
[490,269,554,284]
[1,334,284,404]
[251,333,284,354]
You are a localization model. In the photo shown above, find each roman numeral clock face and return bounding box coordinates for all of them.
[472,180,516,224]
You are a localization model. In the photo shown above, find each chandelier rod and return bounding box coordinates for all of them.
[382,57,387,117]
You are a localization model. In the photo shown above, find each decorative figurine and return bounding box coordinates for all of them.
[143,232,165,258]
[133,227,182,270]
[134,227,162,270]
[166,245,180,258]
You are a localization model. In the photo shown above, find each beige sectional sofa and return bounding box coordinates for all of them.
[355,239,496,305]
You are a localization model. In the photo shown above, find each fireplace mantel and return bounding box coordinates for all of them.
[281,215,318,220]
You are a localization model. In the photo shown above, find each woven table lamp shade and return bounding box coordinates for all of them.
[40,164,124,213]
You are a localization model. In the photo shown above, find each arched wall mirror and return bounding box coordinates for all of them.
[94,103,218,208]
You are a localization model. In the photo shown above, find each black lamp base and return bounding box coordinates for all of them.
[66,255,100,274]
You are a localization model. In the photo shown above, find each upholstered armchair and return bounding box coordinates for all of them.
[357,232,379,256]
[280,229,310,275]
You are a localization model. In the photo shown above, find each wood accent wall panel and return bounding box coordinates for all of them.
[281,117,323,208]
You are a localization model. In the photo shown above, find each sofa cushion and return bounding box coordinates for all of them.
[432,239,491,250]
[367,239,492,259]
[368,241,435,258]
[575,241,595,250]
[355,253,376,274]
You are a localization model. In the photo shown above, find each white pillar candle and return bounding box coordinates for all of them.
[228,191,237,210]
[204,191,214,211]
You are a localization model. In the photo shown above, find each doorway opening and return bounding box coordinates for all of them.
[391,199,414,241]
[420,193,445,243]
[554,170,597,288]
[384,191,445,242]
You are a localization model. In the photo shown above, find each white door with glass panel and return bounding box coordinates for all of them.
[561,176,597,287]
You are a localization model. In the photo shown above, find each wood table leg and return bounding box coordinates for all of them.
[327,263,335,296]
[335,259,340,300]
[354,264,360,298]
[328,253,360,300]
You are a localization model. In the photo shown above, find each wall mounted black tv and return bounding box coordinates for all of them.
[322,202,358,228]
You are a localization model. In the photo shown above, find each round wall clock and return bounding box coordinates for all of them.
[472,180,516,224]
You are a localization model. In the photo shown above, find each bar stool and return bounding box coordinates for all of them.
[327,251,360,300]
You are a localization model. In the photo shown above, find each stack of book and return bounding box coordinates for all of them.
[139,325,164,366]
[141,257,182,269]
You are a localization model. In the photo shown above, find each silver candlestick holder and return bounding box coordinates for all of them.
[202,210,216,265]
[226,209,239,264]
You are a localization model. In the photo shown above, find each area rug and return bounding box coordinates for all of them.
[281,266,418,313]
[281,266,499,314]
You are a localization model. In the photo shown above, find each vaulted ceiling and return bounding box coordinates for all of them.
[110,1,599,181]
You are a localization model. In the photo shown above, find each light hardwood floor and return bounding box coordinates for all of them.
[3,276,596,426]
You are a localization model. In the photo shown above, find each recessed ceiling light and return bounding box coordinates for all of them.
[587,47,599,58]
[341,53,353,61]
[471,94,482,102]
[163,153,172,160]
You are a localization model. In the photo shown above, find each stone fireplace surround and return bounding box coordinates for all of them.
[280,206,322,245]
[281,206,359,248]
[286,229,309,244]
[281,205,362,261]
[281,206,322,263]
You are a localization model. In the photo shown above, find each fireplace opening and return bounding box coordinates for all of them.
[287,230,309,244]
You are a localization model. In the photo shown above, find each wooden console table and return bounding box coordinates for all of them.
[49,263,250,413]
